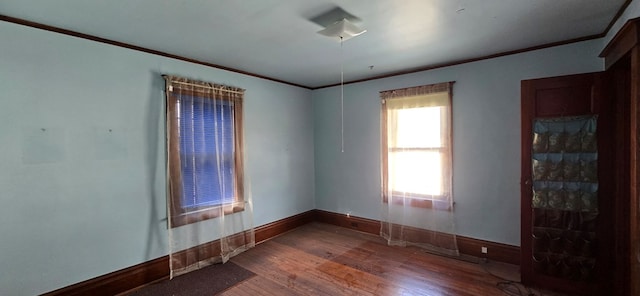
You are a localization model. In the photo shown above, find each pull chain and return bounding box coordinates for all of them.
[340,36,345,153]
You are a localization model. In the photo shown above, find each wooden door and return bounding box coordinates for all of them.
[521,72,613,295]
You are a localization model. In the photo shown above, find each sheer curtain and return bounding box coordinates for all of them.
[380,82,459,256]
[163,75,254,278]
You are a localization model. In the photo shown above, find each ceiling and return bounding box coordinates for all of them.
[0,0,628,88]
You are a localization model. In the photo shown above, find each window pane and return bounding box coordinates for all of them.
[390,151,442,195]
[178,95,235,210]
[396,107,441,148]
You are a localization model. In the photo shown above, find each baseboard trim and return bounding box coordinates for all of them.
[457,235,520,265]
[314,209,381,234]
[314,209,520,265]
[41,256,169,296]
[42,210,317,296]
[43,209,519,295]
[255,210,317,243]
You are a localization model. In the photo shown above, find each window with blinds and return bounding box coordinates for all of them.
[164,75,245,227]
[177,96,235,209]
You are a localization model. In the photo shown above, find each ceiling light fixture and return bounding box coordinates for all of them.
[317,18,366,152]
[317,18,366,41]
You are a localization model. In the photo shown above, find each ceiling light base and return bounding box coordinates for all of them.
[317,18,366,42]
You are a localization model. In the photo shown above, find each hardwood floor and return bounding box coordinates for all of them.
[221,223,562,296]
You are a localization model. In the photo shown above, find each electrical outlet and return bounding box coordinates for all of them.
[481,247,488,254]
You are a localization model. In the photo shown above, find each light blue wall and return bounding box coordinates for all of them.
[0,21,314,295]
[312,39,604,247]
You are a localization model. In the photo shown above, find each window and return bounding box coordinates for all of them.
[164,75,245,227]
[381,82,453,209]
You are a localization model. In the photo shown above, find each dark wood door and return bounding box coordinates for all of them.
[521,72,613,295]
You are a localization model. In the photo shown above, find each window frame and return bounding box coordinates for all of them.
[381,83,453,210]
[166,86,245,228]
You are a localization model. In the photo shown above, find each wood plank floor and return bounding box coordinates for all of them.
[221,222,561,296]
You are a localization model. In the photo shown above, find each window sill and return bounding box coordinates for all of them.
[170,202,245,228]
[383,194,453,211]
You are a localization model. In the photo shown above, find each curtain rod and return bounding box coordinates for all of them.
[379,81,456,94]
[168,80,245,95]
